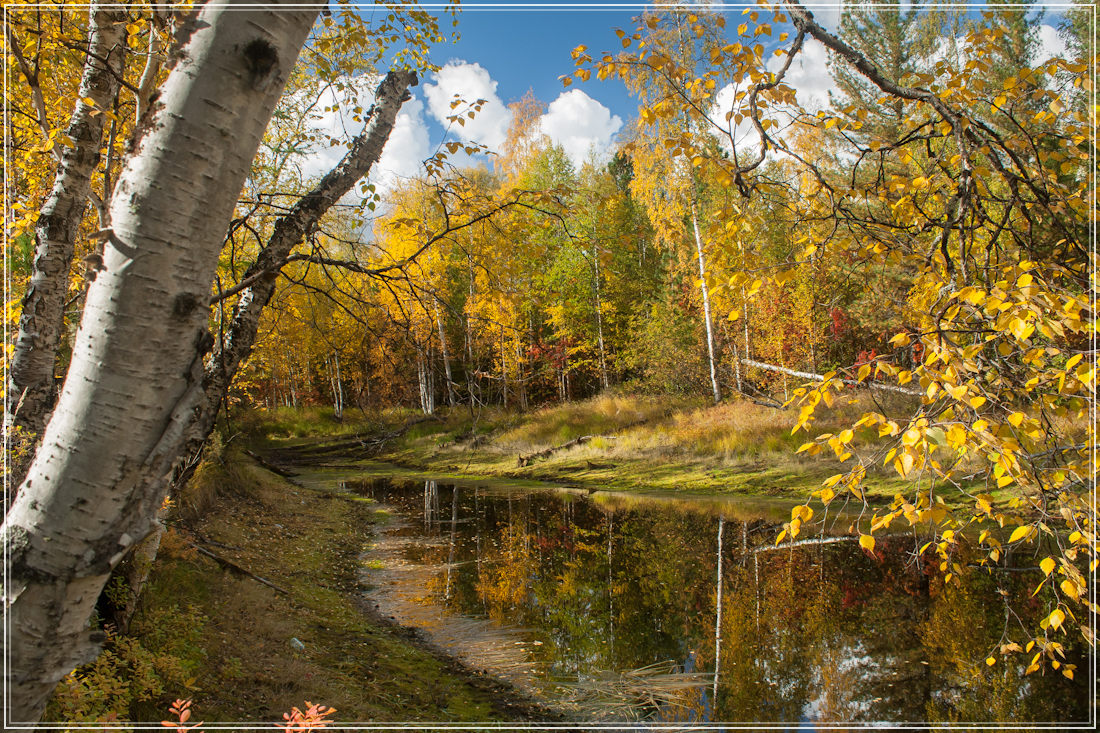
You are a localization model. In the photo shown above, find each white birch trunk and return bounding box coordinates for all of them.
[188,70,416,456]
[713,516,724,704]
[7,7,127,441]
[593,245,610,390]
[435,303,456,407]
[1,6,319,721]
[692,205,721,405]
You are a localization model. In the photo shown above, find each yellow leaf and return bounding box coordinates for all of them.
[1048,608,1066,631]
[1040,557,1056,576]
[1008,525,1033,544]
[889,332,911,347]
[986,656,996,666]
[859,534,875,553]
[775,529,786,546]
[946,384,967,400]
[1008,412,1025,427]
[1060,579,1080,600]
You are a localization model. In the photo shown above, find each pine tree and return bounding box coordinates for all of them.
[828,1,940,144]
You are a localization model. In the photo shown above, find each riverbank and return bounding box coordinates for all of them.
[48,443,555,724]
[250,394,970,507]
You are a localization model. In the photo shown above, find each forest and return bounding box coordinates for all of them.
[3,0,1096,726]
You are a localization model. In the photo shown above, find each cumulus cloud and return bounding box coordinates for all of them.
[799,1,841,31]
[423,61,512,150]
[297,75,380,182]
[1036,23,1069,63]
[769,37,836,113]
[294,76,430,196]
[372,95,430,193]
[538,89,623,167]
[709,37,835,159]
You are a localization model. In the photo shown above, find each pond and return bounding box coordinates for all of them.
[316,472,1089,725]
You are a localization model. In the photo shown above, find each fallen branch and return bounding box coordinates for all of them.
[518,435,602,467]
[244,449,298,477]
[187,541,291,596]
[740,358,921,397]
[516,411,673,467]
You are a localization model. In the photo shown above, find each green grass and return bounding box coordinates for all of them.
[240,392,981,511]
[104,449,547,724]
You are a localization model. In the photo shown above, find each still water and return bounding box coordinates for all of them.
[338,474,1088,726]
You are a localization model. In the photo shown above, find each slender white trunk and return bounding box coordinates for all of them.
[1,7,319,721]
[593,245,609,390]
[435,303,456,407]
[7,7,127,441]
[500,328,508,408]
[692,205,720,405]
[329,353,344,420]
[713,516,724,704]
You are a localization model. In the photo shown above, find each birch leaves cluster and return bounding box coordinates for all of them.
[568,0,1096,665]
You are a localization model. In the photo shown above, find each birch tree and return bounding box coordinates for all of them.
[2,5,321,721]
[5,6,128,478]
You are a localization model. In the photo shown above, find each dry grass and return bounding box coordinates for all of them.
[493,392,897,464]
[495,394,692,450]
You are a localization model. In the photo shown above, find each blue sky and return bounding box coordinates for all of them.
[303,4,1072,190]
[441,8,642,116]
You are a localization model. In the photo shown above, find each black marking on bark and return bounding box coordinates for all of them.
[172,292,202,319]
[242,38,278,90]
[6,525,57,584]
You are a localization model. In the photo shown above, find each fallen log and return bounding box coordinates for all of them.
[740,358,921,397]
[518,434,600,467]
[187,541,291,596]
[516,411,672,467]
[244,449,298,477]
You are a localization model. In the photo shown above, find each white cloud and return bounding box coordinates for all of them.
[372,94,430,193]
[709,37,835,160]
[538,89,623,167]
[293,76,430,197]
[423,61,512,151]
[768,37,835,113]
[799,1,841,32]
[297,75,380,182]
[1036,23,1068,63]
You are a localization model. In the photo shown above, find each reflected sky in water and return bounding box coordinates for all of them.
[346,476,1088,726]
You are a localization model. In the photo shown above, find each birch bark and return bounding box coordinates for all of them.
[692,203,721,405]
[6,7,127,443]
[194,70,417,447]
[2,6,319,721]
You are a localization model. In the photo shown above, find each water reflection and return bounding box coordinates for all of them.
[352,478,1088,725]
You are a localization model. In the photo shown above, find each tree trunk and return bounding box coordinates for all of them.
[6,6,127,453]
[435,303,456,407]
[593,244,610,390]
[1,6,319,722]
[692,204,721,405]
[328,352,344,421]
[189,70,417,455]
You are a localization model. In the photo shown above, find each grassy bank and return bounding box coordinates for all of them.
[48,441,552,724]
[252,394,946,506]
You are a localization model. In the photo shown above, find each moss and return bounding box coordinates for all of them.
[122,451,548,724]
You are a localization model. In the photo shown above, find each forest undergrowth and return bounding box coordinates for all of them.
[249,392,1006,510]
[45,437,554,725]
